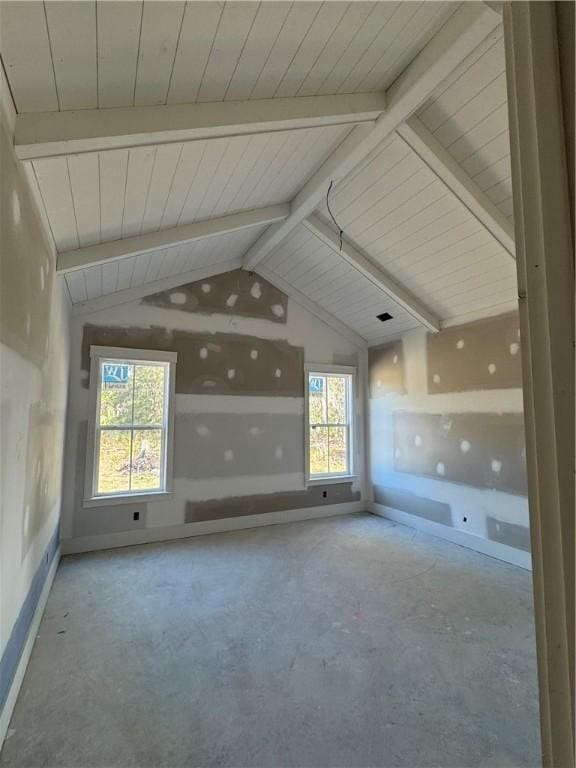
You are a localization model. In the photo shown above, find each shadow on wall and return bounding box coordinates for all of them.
[1,109,67,562]
[369,312,529,554]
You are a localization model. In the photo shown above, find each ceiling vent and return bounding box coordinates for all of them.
[376,312,393,322]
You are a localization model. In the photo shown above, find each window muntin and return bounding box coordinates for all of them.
[307,370,354,479]
[86,348,176,503]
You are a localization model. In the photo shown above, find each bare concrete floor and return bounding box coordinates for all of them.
[1,514,540,768]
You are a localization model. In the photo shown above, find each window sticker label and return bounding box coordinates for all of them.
[103,363,130,389]
[309,376,324,394]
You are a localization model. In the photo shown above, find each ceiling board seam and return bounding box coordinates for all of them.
[355,0,424,92]
[65,156,81,248]
[271,2,325,99]
[164,2,187,106]
[350,186,453,249]
[339,166,437,231]
[42,0,60,111]
[432,69,506,137]
[0,54,19,115]
[157,143,184,230]
[382,2,458,88]
[225,133,274,212]
[337,2,404,94]
[359,189,453,247]
[364,196,463,252]
[458,126,509,163]
[94,0,99,109]
[29,161,59,254]
[120,149,131,238]
[316,3,396,96]
[131,2,145,107]
[196,2,225,104]
[174,142,209,225]
[207,135,254,217]
[329,144,413,220]
[247,2,293,100]
[289,2,352,98]
[443,100,508,154]
[384,221,485,268]
[221,2,262,102]
[139,146,158,234]
[421,26,504,110]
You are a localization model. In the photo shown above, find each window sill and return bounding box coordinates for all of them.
[306,475,357,487]
[83,491,173,508]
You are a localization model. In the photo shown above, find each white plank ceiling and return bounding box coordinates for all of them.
[416,25,513,223]
[1,1,456,112]
[2,3,518,344]
[32,124,350,252]
[261,224,422,344]
[64,224,267,304]
[304,126,517,330]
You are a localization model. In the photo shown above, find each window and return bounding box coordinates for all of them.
[85,346,177,506]
[305,365,355,482]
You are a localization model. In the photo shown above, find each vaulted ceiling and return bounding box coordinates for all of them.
[1,1,517,348]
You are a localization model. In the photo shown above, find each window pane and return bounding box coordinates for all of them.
[327,376,347,425]
[308,375,326,425]
[99,363,134,426]
[133,364,166,426]
[130,429,162,491]
[97,429,132,494]
[309,425,328,476]
[328,426,348,474]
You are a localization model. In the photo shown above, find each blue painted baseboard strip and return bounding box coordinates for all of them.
[0,525,60,714]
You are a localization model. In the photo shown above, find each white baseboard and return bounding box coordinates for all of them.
[61,502,366,555]
[0,548,60,747]
[370,502,532,570]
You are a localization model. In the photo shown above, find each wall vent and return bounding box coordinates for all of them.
[377,312,393,322]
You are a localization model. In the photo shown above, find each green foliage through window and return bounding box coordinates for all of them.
[96,361,167,495]
[308,373,351,477]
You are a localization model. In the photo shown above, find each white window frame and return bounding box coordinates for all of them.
[304,363,356,486]
[84,345,177,508]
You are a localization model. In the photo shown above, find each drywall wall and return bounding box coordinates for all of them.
[0,66,71,734]
[62,270,364,549]
[368,312,530,567]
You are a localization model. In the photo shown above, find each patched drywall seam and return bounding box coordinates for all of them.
[427,312,521,392]
[185,483,360,523]
[368,311,529,554]
[373,485,452,526]
[486,516,531,552]
[141,269,288,323]
[393,412,527,495]
[174,413,303,478]
[81,325,304,397]
[368,340,405,396]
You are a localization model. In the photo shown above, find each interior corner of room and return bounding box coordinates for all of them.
[0,1,573,766]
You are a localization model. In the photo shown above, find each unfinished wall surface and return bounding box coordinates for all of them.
[62,271,363,548]
[0,71,70,724]
[369,312,530,567]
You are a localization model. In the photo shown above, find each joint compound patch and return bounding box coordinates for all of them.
[368,340,405,396]
[393,412,527,495]
[185,482,360,523]
[140,269,288,323]
[427,312,521,392]
[81,325,304,397]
